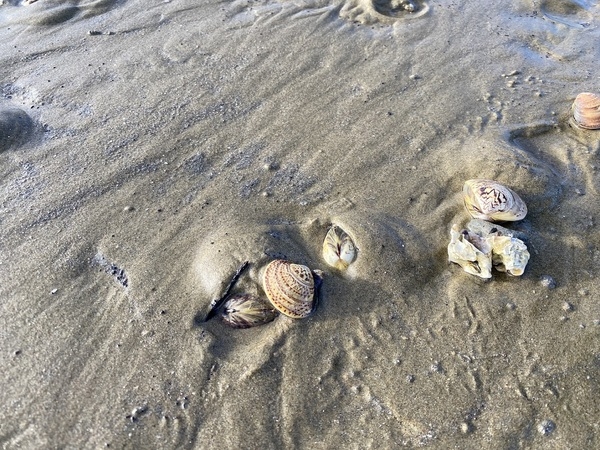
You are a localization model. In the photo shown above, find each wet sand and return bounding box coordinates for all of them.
[1,0,599,448]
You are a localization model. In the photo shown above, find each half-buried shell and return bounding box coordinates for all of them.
[262,259,316,319]
[463,179,527,222]
[221,293,278,329]
[322,225,357,270]
[571,92,600,130]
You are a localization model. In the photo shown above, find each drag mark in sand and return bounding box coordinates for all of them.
[92,253,129,288]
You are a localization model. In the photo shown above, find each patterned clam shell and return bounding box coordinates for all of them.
[572,92,600,130]
[262,260,315,319]
[221,293,278,329]
[463,179,527,222]
[322,225,357,270]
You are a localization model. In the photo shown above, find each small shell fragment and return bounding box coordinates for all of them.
[221,294,278,328]
[448,224,492,279]
[262,260,316,319]
[463,179,527,222]
[322,225,357,270]
[489,236,530,276]
[572,92,600,130]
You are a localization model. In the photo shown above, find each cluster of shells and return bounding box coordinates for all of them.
[571,92,600,130]
[448,179,530,279]
[212,224,357,329]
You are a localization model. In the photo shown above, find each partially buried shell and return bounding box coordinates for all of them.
[463,179,527,222]
[221,293,278,328]
[262,259,315,319]
[572,92,600,130]
[322,225,356,270]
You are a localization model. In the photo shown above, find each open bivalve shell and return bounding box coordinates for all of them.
[463,179,527,222]
[448,223,530,278]
[262,259,316,319]
[572,92,600,130]
[322,225,357,270]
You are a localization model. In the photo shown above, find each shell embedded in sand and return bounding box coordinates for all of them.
[262,259,315,319]
[322,225,357,270]
[463,179,527,222]
[489,236,530,276]
[447,224,492,279]
[221,294,278,329]
[572,92,600,130]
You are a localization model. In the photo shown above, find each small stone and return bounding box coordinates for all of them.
[460,422,473,434]
[562,302,574,312]
[406,374,415,383]
[123,205,134,212]
[539,275,556,289]
[578,289,589,296]
[430,361,442,373]
[50,288,58,295]
[537,419,556,436]
[506,302,516,310]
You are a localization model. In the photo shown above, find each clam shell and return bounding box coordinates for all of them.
[490,236,530,276]
[322,225,357,270]
[221,294,278,328]
[262,260,315,319]
[463,179,527,222]
[448,224,492,279]
[572,92,600,130]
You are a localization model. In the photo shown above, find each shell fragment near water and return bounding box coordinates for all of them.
[262,259,316,319]
[221,293,278,329]
[448,223,529,278]
[572,92,600,130]
[463,179,527,222]
[322,225,357,270]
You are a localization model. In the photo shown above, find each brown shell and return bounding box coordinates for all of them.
[221,294,278,329]
[572,92,600,130]
[463,179,527,222]
[262,260,315,319]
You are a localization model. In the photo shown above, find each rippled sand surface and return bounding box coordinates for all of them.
[1,0,599,448]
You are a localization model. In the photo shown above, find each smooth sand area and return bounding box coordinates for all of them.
[1,0,599,448]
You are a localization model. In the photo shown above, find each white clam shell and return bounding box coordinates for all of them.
[448,224,492,279]
[262,260,315,319]
[463,179,527,222]
[322,225,357,270]
[572,92,600,130]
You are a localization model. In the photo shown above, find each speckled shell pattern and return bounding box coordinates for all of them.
[221,294,278,329]
[463,179,527,222]
[572,92,600,130]
[262,259,315,319]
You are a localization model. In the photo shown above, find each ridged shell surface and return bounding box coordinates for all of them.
[221,294,278,329]
[447,224,492,279]
[490,236,530,276]
[572,92,600,130]
[322,225,356,270]
[463,179,527,222]
[262,260,315,319]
